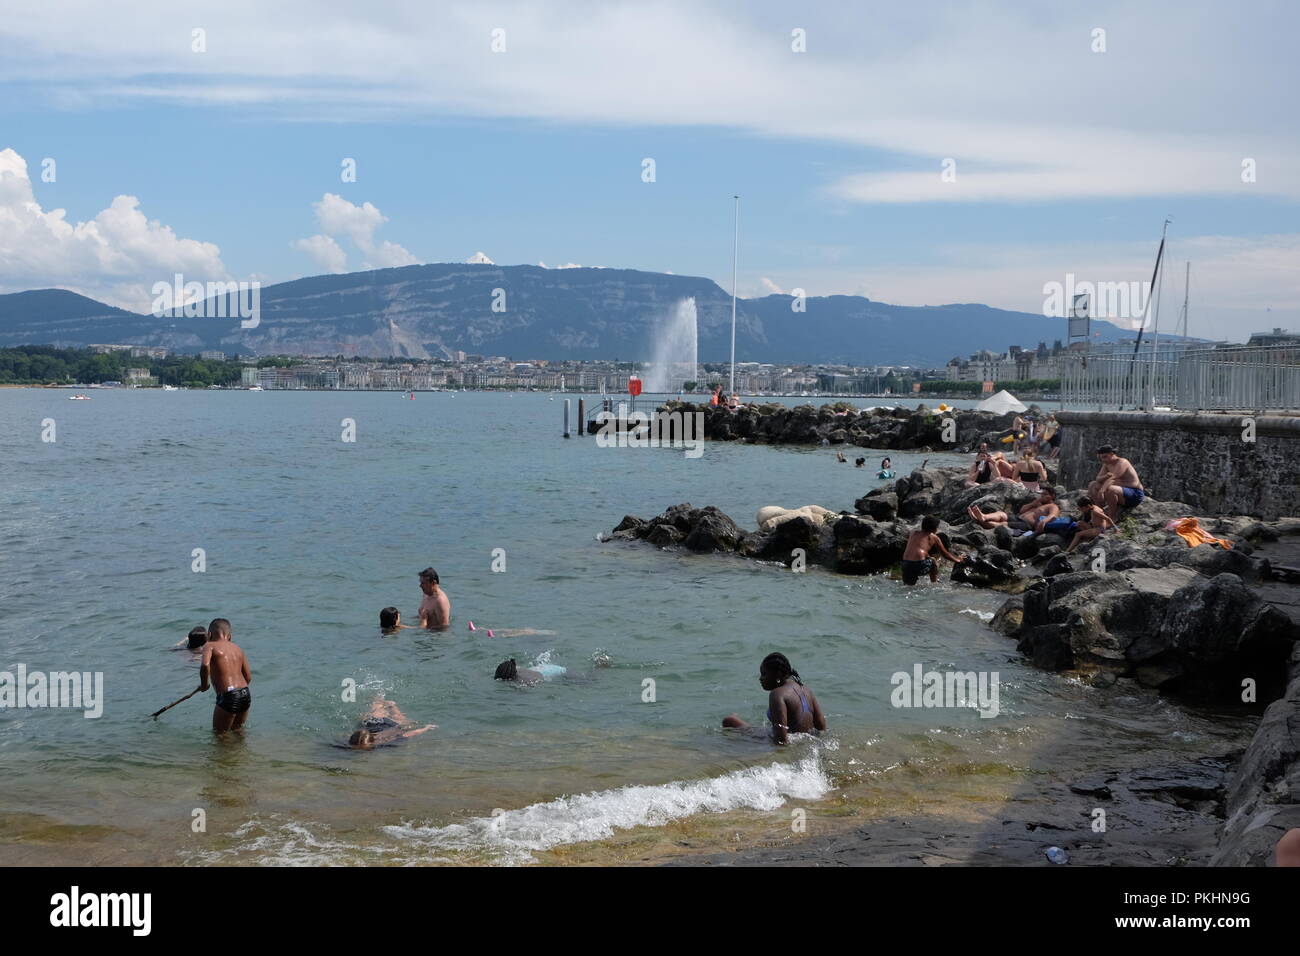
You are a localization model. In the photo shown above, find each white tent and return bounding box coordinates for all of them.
[975,389,1028,415]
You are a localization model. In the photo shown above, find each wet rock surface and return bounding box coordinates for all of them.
[662,757,1235,867]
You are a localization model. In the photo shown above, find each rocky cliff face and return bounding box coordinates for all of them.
[0,263,1134,363]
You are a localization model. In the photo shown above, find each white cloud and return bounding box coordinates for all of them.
[294,193,418,273]
[1,3,1295,203]
[759,277,785,295]
[466,251,494,264]
[291,234,348,274]
[0,147,229,311]
[555,262,582,269]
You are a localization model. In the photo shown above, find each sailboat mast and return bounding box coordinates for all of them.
[1180,261,1190,340]
[729,195,739,396]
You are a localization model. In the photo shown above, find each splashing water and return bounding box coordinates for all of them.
[643,298,698,393]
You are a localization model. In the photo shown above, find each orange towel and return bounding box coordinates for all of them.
[1166,517,1233,550]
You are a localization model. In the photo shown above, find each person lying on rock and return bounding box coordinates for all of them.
[991,452,1018,482]
[967,488,1059,532]
[901,515,966,585]
[722,652,827,745]
[1065,497,1116,553]
[1087,444,1145,523]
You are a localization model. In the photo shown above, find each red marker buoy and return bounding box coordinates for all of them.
[628,376,642,397]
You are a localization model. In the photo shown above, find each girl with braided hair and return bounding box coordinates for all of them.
[723,652,827,744]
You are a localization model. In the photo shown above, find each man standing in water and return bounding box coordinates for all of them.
[198,618,251,734]
[418,567,451,629]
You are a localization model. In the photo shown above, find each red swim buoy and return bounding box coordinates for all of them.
[628,376,642,397]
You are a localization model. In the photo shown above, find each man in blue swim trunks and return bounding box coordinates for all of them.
[1088,444,1145,523]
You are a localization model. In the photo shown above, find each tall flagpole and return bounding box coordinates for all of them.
[730,195,739,396]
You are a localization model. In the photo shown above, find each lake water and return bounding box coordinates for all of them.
[0,389,1250,865]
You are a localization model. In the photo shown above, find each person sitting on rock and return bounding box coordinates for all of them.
[1087,444,1145,523]
[1065,496,1116,553]
[965,451,995,487]
[967,488,1059,532]
[722,652,827,745]
[901,515,966,585]
[1015,449,1048,492]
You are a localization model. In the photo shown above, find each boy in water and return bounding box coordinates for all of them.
[172,625,209,652]
[901,515,965,585]
[198,618,251,734]
[379,607,410,634]
[417,567,451,630]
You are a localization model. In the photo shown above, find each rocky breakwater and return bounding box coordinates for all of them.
[611,466,1300,706]
[659,400,1038,452]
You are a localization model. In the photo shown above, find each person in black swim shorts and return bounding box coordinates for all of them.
[347,696,435,749]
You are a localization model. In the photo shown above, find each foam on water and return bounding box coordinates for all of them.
[384,752,832,864]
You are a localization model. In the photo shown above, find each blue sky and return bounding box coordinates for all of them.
[1,0,1297,342]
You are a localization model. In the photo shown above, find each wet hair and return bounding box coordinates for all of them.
[348,729,374,748]
[1040,487,1056,499]
[761,652,803,685]
[494,659,518,681]
[881,458,891,468]
[1077,497,1094,509]
[1097,444,1116,456]
[419,567,439,585]
[1022,449,1035,459]
[208,618,231,639]
[187,626,208,649]
[921,515,941,533]
[379,607,400,628]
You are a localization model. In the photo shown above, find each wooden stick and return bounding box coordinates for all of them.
[151,687,201,720]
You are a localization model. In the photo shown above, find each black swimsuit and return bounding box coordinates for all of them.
[215,686,251,714]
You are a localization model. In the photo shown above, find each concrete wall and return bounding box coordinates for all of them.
[1057,411,1300,519]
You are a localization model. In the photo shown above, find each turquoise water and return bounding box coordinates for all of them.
[0,390,1250,865]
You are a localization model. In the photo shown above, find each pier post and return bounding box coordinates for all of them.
[578,398,585,435]
[563,399,571,438]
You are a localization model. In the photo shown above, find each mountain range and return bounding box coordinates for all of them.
[0,263,1139,367]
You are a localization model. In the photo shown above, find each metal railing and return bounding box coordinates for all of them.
[1062,344,1300,411]
[1175,344,1300,411]
[1060,353,1179,408]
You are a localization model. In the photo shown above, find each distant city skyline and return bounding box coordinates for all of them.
[2,1,1297,343]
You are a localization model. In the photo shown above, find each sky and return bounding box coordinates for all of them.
[1,0,1297,343]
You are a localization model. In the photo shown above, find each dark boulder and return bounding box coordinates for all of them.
[951,546,1021,589]
[854,492,899,522]
[644,523,684,547]
[1015,566,1298,701]
[683,507,742,553]
[832,515,910,574]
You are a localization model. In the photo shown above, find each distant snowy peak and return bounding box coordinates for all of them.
[466,251,495,264]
